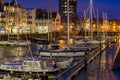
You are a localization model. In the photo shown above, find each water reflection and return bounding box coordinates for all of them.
[100,43,117,80]
[0,45,30,63]
[75,43,120,80]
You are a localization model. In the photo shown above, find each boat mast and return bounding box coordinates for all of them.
[48,11,50,41]
[50,0,53,59]
[15,0,20,42]
[84,10,87,38]
[102,12,106,39]
[7,1,10,41]
[67,0,70,47]
[90,0,93,40]
[97,9,99,37]
[15,0,21,60]
[105,13,108,38]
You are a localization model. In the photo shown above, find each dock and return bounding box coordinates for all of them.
[53,39,118,80]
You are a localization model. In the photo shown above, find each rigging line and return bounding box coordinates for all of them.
[15,0,34,60]
[86,4,90,18]
[105,12,108,36]
[92,4,97,18]
[97,9,99,37]
[25,32,34,60]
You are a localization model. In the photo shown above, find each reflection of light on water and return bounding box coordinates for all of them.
[75,42,119,80]
[58,38,74,45]
[0,45,29,62]
[88,76,96,80]
[14,47,26,56]
[58,38,74,49]
[102,44,105,49]
[108,54,113,69]
[100,43,118,80]
[100,51,106,70]
[118,39,120,47]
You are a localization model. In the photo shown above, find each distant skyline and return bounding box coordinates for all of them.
[5,0,120,19]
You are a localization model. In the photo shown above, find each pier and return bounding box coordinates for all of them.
[53,38,119,80]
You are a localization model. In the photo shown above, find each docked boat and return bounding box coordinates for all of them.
[0,57,73,74]
[39,49,85,57]
[0,40,31,46]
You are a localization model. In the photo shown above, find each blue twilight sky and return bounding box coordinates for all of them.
[5,0,120,19]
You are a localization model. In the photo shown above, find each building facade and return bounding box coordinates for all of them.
[27,9,61,34]
[0,0,4,12]
[0,0,27,34]
[59,0,77,27]
[0,0,4,31]
[0,0,62,34]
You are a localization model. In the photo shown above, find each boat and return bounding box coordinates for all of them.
[0,0,74,75]
[0,40,31,46]
[38,0,102,62]
[39,49,85,57]
[0,57,73,74]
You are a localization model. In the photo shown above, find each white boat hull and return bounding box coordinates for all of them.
[39,50,85,57]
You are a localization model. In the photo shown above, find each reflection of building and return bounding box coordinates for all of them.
[59,0,77,26]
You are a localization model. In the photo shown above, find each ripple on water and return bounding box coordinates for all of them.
[74,43,120,80]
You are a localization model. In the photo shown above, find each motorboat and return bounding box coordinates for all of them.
[0,57,73,74]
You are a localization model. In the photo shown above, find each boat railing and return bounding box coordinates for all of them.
[54,59,85,80]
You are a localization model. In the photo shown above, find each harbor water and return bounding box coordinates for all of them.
[74,43,120,80]
[0,41,120,80]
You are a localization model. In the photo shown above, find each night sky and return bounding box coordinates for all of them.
[5,0,120,19]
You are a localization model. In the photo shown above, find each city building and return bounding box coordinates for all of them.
[59,0,77,27]
[51,12,61,31]
[1,0,27,34]
[0,0,4,33]
[27,9,61,34]
[0,0,4,12]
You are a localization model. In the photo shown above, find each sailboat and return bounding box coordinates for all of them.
[0,0,74,76]
[0,30,61,75]
[0,30,66,75]
[39,0,100,62]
